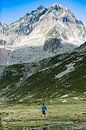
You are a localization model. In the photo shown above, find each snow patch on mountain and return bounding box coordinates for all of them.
[55,63,75,79]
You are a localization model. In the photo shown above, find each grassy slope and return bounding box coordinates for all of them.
[0,49,86,103]
[0,48,86,127]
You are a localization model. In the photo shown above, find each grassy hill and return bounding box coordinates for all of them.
[0,47,86,104]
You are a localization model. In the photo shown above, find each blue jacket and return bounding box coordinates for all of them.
[41,105,47,111]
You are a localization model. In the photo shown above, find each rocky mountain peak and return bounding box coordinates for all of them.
[43,3,77,25]
[31,5,47,14]
[6,6,47,36]
[48,3,69,12]
[0,3,86,65]
[37,5,46,10]
[51,3,67,10]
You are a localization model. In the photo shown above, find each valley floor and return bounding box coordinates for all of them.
[0,103,86,127]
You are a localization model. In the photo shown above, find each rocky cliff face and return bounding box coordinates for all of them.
[7,6,48,35]
[0,3,86,65]
[27,3,86,47]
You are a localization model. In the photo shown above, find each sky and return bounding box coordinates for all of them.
[0,0,86,25]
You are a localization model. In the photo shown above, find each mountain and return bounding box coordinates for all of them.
[0,3,86,65]
[0,4,86,103]
[26,3,86,47]
[0,44,86,103]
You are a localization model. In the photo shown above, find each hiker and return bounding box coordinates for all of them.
[41,103,47,116]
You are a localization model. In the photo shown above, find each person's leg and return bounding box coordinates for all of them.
[43,111,46,117]
[42,111,45,117]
